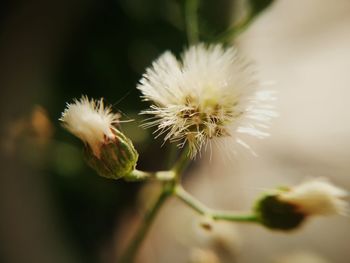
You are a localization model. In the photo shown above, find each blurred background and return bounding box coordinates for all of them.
[0,0,349,262]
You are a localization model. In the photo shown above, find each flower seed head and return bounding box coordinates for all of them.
[137,44,276,158]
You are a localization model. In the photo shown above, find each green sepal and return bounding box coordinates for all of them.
[84,129,138,180]
[254,193,305,231]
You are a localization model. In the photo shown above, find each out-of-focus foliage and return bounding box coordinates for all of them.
[0,1,237,263]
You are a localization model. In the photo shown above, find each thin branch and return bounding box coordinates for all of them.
[175,185,259,223]
[119,188,170,263]
[124,170,175,182]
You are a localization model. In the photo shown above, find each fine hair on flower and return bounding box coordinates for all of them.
[137,43,277,158]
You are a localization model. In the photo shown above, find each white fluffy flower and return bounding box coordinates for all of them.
[137,44,276,158]
[60,96,120,158]
[279,179,349,216]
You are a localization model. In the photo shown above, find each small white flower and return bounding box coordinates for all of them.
[279,179,349,216]
[60,96,120,158]
[137,44,276,158]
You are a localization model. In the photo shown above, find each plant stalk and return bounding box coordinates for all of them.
[120,149,191,262]
[119,188,170,263]
[175,185,259,223]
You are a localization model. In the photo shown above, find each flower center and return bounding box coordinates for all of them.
[177,95,242,139]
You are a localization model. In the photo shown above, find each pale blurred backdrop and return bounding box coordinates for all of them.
[131,0,350,262]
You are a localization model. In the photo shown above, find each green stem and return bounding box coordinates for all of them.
[175,185,259,223]
[126,144,191,182]
[212,211,259,222]
[120,144,259,262]
[125,170,175,182]
[215,13,254,43]
[124,170,152,181]
[175,185,210,215]
[172,146,192,181]
[119,147,191,262]
[185,0,199,44]
[119,188,170,263]
[166,144,178,169]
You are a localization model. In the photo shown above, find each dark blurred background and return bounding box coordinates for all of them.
[0,1,234,262]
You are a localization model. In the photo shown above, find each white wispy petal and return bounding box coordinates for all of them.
[60,96,120,158]
[138,44,276,158]
[279,179,349,216]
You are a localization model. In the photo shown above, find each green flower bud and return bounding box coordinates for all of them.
[60,96,138,180]
[254,180,348,230]
[84,129,138,180]
[254,193,305,231]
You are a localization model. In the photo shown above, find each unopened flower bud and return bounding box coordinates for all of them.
[84,128,138,179]
[60,96,138,179]
[254,179,348,231]
[254,192,305,231]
